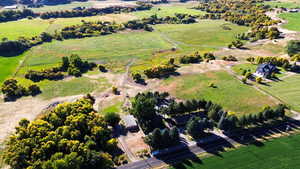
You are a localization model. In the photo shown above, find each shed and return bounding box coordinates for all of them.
[122,115,139,132]
[255,63,278,78]
[3,5,17,10]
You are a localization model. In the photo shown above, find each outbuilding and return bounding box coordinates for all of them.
[122,115,139,132]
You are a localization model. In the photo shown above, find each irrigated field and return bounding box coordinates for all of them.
[170,133,300,169]
[264,1,300,8]
[29,1,95,12]
[260,74,300,112]
[161,71,276,115]
[279,12,300,31]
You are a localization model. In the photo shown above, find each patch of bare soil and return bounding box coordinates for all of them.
[0,95,82,144]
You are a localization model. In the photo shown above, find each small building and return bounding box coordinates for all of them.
[122,115,139,132]
[3,5,17,10]
[254,63,278,78]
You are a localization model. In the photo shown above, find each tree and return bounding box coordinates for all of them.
[104,112,121,127]
[28,84,41,96]
[186,117,213,138]
[40,32,53,42]
[287,40,300,56]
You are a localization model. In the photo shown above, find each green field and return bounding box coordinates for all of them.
[14,20,247,76]
[0,55,23,83]
[264,1,300,8]
[170,133,300,169]
[162,71,276,115]
[260,74,300,112]
[133,5,205,18]
[29,1,94,12]
[279,12,300,31]
[0,14,135,40]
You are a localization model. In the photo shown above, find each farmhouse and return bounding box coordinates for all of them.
[122,115,139,132]
[254,63,278,78]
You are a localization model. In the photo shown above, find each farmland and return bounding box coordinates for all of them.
[170,133,300,169]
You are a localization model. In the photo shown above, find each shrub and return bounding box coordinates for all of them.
[256,77,263,84]
[99,65,107,72]
[241,78,247,84]
[222,55,238,61]
[287,40,300,56]
[112,86,118,95]
[28,84,41,96]
[104,112,121,126]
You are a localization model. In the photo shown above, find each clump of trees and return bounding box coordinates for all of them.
[25,54,96,82]
[194,0,281,41]
[286,40,300,56]
[0,9,35,23]
[228,40,244,49]
[186,117,213,138]
[1,79,41,101]
[222,55,238,61]
[130,92,169,133]
[144,127,180,150]
[3,96,120,168]
[179,51,202,64]
[144,64,177,78]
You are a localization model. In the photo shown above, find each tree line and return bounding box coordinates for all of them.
[0,2,152,23]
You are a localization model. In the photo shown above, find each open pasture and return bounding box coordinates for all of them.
[29,1,94,12]
[264,1,300,8]
[14,20,247,76]
[260,74,300,112]
[161,71,277,115]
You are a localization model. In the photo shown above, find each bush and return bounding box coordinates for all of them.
[112,86,118,95]
[241,78,247,84]
[222,55,238,61]
[256,77,263,84]
[104,112,121,126]
[287,40,300,56]
[99,65,107,72]
[28,84,41,96]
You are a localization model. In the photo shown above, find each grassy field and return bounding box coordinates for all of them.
[260,74,300,112]
[279,12,300,31]
[0,14,135,40]
[15,20,247,75]
[264,1,300,8]
[0,55,23,83]
[133,5,205,18]
[162,71,276,115]
[170,133,300,169]
[29,1,94,12]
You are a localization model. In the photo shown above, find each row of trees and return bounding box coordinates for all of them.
[25,54,96,82]
[39,2,152,19]
[0,2,152,23]
[3,96,120,169]
[1,79,41,101]
[246,56,290,68]
[0,9,35,23]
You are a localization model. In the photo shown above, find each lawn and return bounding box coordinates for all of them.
[132,5,205,18]
[170,133,300,169]
[260,74,300,112]
[162,71,276,115]
[279,12,300,31]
